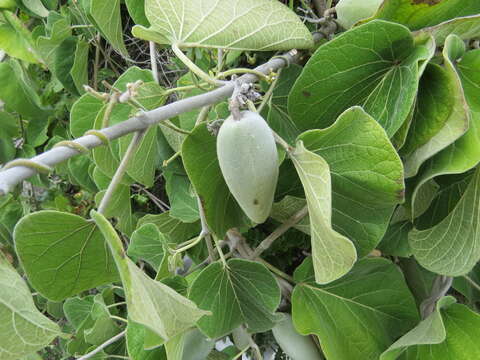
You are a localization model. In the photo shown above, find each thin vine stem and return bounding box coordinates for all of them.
[172,43,222,86]
[98,130,146,214]
[249,205,308,259]
[76,330,126,360]
[463,275,480,292]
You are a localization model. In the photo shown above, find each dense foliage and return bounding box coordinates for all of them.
[1,0,480,359]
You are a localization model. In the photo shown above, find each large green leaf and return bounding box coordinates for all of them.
[369,0,480,30]
[288,20,434,137]
[417,15,480,45]
[402,36,469,178]
[299,106,404,257]
[89,0,128,57]
[292,258,419,360]
[125,0,149,27]
[188,259,281,338]
[409,166,480,276]
[91,210,209,343]
[182,123,250,237]
[36,15,71,74]
[132,0,313,50]
[0,60,49,120]
[0,11,40,63]
[14,211,119,301]
[410,48,480,210]
[380,296,455,359]
[291,141,357,284]
[398,300,480,359]
[0,252,61,360]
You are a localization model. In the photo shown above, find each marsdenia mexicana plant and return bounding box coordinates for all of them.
[217,110,279,224]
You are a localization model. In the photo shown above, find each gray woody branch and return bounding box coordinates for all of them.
[0,48,303,196]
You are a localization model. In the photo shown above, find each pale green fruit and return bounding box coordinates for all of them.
[336,0,383,29]
[0,0,16,9]
[272,314,322,360]
[217,110,278,224]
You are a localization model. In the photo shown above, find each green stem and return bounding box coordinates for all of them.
[163,83,211,96]
[172,43,221,86]
[217,68,271,82]
[159,120,191,135]
[260,259,295,284]
[464,275,480,292]
[257,68,281,114]
[163,151,181,167]
[98,130,145,214]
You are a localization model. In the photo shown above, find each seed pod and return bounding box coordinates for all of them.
[272,314,322,360]
[217,110,278,224]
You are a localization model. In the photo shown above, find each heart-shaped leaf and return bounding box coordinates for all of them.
[189,259,281,338]
[14,211,119,301]
[132,0,313,51]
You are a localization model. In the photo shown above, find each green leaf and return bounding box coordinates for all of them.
[402,36,469,178]
[396,300,480,359]
[409,166,480,276]
[36,15,71,74]
[132,0,313,51]
[84,294,121,346]
[417,15,480,45]
[182,123,250,237]
[377,221,413,257]
[291,141,357,284]
[336,0,383,29]
[89,0,128,57]
[137,211,200,245]
[95,184,135,236]
[91,210,209,343]
[127,223,168,269]
[380,296,455,360]
[299,106,404,257]
[125,0,149,27]
[189,259,281,338]
[14,211,119,301]
[410,48,480,209]
[64,296,95,330]
[0,11,40,63]
[54,36,80,94]
[70,94,104,138]
[71,38,90,94]
[0,60,49,120]
[0,252,61,360]
[292,258,419,360]
[164,170,199,223]
[164,328,215,360]
[369,0,480,30]
[21,0,49,17]
[126,321,167,360]
[288,20,434,137]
